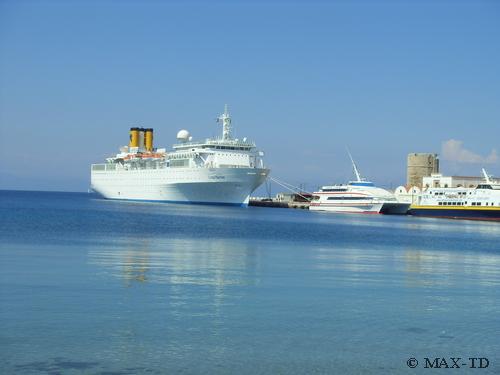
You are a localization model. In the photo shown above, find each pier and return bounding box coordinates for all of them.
[249,193,312,209]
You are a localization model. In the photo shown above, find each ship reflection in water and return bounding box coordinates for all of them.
[89,238,261,288]
[88,237,262,332]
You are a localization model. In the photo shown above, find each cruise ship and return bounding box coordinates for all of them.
[409,169,500,221]
[309,155,410,214]
[90,106,269,206]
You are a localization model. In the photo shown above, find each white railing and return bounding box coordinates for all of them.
[172,138,255,149]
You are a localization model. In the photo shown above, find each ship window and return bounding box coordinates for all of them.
[170,159,189,168]
[438,202,442,205]
[477,202,481,206]
[92,164,106,171]
[327,196,367,200]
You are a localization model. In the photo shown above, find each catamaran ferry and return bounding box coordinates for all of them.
[409,169,500,221]
[309,155,410,215]
[90,106,269,206]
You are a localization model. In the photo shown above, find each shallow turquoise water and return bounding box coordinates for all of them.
[1,191,499,374]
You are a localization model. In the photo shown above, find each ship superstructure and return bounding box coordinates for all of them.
[409,169,500,221]
[90,106,269,206]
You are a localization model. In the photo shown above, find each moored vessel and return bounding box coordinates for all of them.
[90,106,269,206]
[309,154,410,215]
[409,169,500,221]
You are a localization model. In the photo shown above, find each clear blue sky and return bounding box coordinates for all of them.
[1,0,499,192]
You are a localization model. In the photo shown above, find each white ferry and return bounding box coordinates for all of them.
[90,106,269,206]
[410,169,500,221]
[309,155,410,215]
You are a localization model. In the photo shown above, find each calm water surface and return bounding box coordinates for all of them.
[1,191,499,374]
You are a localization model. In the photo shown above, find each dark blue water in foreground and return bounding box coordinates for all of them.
[1,190,499,374]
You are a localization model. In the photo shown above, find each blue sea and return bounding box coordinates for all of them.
[1,190,499,374]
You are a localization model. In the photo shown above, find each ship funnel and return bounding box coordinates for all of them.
[129,127,140,148]
[145,128,154,151]
[138,128,145,149]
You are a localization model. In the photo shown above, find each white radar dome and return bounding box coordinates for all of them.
[176,129,190,142]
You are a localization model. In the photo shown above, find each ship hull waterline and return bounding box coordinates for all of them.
[409,207,500,221]
[309,203,384,214]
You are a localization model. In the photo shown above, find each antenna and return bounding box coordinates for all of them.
[346,147,362,182]
[482,168,492,184]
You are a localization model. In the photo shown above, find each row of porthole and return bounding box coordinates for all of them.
[431,191,477,196]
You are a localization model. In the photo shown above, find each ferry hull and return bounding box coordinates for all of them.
[91,167,269,206]
[309,203,384,214]
[380,202,410,215]
[409,207,500,221]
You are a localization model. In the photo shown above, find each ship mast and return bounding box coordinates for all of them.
[347,150,362,182]
[217,104,232,140]
[482,168,492,184]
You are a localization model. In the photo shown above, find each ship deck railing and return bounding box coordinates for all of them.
[91,162,258,171]
[172,137,256,149]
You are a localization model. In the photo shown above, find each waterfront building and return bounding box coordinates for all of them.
[422,173,485,189]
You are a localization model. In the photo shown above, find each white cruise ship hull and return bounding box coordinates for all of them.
[91,167,269,206]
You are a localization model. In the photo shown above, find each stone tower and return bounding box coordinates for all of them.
[407,153,439,188]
